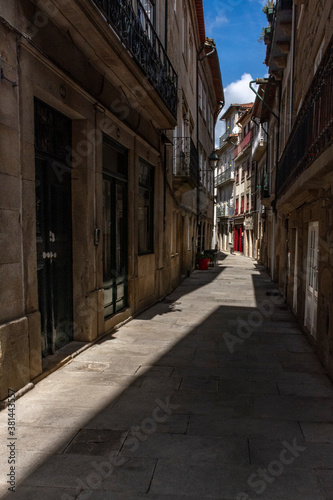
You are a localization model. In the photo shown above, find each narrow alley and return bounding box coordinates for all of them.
[1,254,333,499]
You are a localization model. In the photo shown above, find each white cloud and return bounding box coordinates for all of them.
[215,73,257,147]
[206,13,229,33]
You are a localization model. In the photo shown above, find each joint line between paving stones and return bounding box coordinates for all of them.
[247,437,252,465]
[146,458,159,494]
[297,421,306,439]
[60,429,82,455]
[117,430,131,456]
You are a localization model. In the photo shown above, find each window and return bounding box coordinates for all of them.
[235,197,239,215]
[138,160,154,254]
[241,195,244,214]
[182,3,188,60]
[199,147,203,183]
[198,76,202,110]
[202,87,207,121]
[139,0,155,42]
[171,212,179,254]
[241,163,245,182]
[187,216,191,250]
[246,160,250,177]
[236,167,239,184]
[246,194,249,212]
[314,38,325,74]
[204,156,207,188]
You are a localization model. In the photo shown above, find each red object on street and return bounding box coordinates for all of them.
[198,258,210,270]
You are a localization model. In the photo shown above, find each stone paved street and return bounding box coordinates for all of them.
[1,254,333,499]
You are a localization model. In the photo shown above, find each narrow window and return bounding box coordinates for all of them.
[138,160,154,254]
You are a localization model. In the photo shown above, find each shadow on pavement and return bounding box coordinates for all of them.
[1,256,332,499]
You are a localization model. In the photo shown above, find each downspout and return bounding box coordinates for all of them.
[196,41,217,252]
[289,1,295,133]
[284,2,295,300]
[163,143,167,232]
[249,78,281,281]
[212,104,224,249]
[165,0,168,51]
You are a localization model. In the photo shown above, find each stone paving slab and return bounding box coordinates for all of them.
[120,433,250,465]
[0,254,332,499]
[149,461,325,499]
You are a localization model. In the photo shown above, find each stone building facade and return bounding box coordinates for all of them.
[0,0,223,399]
[232,104,253,254]
[215,105,239,252]
[254,0,333,377]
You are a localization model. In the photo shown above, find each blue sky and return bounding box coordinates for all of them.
[202,0,269,142]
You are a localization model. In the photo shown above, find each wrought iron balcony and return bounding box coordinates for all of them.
[261,172,269,199]
[276,37,333,197]
[173,137,198,195]
[234,131,251,159]
[216,204,234,218]
[252,124,267,161]
[92,0,178,118]
[214,168,235,187]
[219,128,231,146]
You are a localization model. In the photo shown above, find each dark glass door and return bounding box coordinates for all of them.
[35,99,73,356]
[103,176,128,317]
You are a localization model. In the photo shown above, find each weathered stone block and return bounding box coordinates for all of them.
[0,317,29,400]
[0,263,24,323]
[27,312,42,379]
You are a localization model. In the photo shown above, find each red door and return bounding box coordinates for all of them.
[234,228,238,251]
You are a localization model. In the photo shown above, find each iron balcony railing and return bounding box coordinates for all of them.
[216,204,234,217]
[93,0,178,118]
[173,137,199,185]
[219,128,231,146]
[261,172,269,199]
[214,167,235,187]
[277,37,333,197]
[234,131,251,159]
[252,124,267,160]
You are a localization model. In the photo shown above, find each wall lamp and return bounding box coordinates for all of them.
[209,151,219,169]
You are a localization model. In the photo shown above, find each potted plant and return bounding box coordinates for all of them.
[196,251,214,270]
[196,252,210,270]
[262,0,274,21]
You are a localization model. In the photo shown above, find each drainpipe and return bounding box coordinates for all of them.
[249,78,281,281]
[165,0,168,51]
[289,1,295,133]
[196,40,217,251]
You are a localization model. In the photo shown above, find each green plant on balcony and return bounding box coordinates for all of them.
[258,26,272,44]
[262,0,274,17]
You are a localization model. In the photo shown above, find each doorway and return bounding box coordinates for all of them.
[102,138,128,318]
[34,99,73,356]
[305,222,319,337]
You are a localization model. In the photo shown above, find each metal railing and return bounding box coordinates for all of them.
[252,124,267,159]
[173,137,198,184]
[219,128,231,146]
[216,204,234,217]
[277,37,333,197]
[214,167,235,187]
[261,172,269,199]
[234,131,251,159]
[93,0,178,118]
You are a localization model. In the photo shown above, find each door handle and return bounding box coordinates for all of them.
[42,252,56,260]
